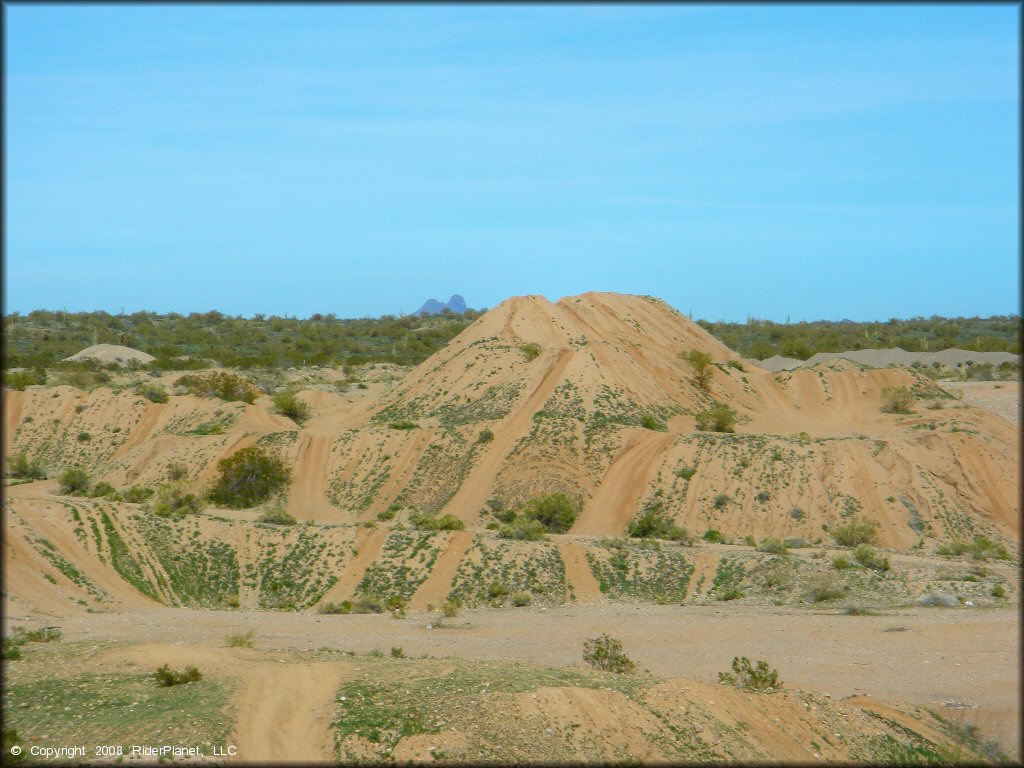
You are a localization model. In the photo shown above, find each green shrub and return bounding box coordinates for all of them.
[695,404,736,432]
[832,516,879,547]
[718,657,782,691]
[259,498,297,525]
[703,529,724,543]
[272,391,311,423]
[757,538,788,556]
[390,646,405,658]
[4,368,46,389]
[582,634,636,674]
[226,630,255,648]
[124,485,154,504]
[14,626,62,643]
[880,386,914,414]
[177,371,258,403]
[675,464,697,480]
[518,343,541,361]
[59,466,91,495]
[166,462,187,482]
[209,446,290,508]
[497,517,548,541]
[991,584,1006,598]
[805,573,847,602]
[511,592,532,607]
[712,494,729,510]
[640,413,666,431]
[88,481,118,499]
[521,492,579,533]
[936,536,1009,561]
[319,601,353,615]
[727,360,745,371]
[477,428,494,443]
[487,582,509,600]
[154,664,202,686]
[351,596,385,614]
[77,431,92,442]
[3,638,24,660]
[136,382,169,403]
[789,507,805,521]
[853,544,890,571]
[410,513,464,531]
[832,556,852,570]
[718,587,744,601]
[755,491,771,503]
[376,508,396,521]
[388,420,418,430]
[682,349,713,390]
[627,501,691,542]
[149,483,204,517]
[5,453,46,480]
[441,599,461,617]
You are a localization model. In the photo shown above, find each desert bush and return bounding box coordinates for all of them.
[272,390,311,423]
[259,497,297,525]
[176,371,258,403]
[87,481,118,499]
[226,630,255,648]
[627,501,691,542]
[136,382,169,403]
[13,626,62,643]
[640,413,666,431]
[919,593,958,608]
[410,513,464,532]
[757,537,788,556]
[165,461,187,482]
[511,592,532,607]
[880,386,914,414]
[789,507,805,521]
[832,556,852,570]
[755,490,771,503]
[154,664,202,686]
[805,573,847,603]
[759,559,795,590]
[3,368,46,389]
[853,544,890,571]
[487,582,510,600]
[77,431,92,442]
[376,507,396,521]
[209,446,290,508]
[718,587,744,601]
[936,536,1009,561]
[521,492,578,533]
[682,349,713,390]
[441,599,461,617]
[832,516,879,547]
[477,428,494,443]
[319,601,353,615]
[712,493,730,510]
[351,596,385,614]
[388,420,418,430]
[582,634,636,674]
[59,466,91,495]
[149,483,204,517]
[703,529,724,543]
[727,359,745,371]
[675,464,697,480]
[518,343,541,361]
[718,656,782,691]
[694,404,736,433]
[991,584,1006,598]
[5,453,46,480]
[390,646,405,658]
[3,638,24,660]
[124,485,154,504]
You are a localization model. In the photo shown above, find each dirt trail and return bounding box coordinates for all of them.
[368,430,431,515]
[685,549,721,601]
[231,660,346,763]
[558,539,602,602]
[4,389,25,455]
[320,527,390,603]
[571,430,676,536]
[408,530,474,610]
[100,643,347,763]
[287,433,337,522]
[112,403,163,459]
[442,348,574,522]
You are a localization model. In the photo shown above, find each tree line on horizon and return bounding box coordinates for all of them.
[2,308,1019,371]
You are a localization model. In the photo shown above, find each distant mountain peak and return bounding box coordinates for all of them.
[416,294,467,316]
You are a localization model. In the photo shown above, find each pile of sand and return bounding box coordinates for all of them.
[749,348,1018,372]
[63,344,155,365]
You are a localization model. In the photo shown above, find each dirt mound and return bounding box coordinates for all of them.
[64,344,155,365]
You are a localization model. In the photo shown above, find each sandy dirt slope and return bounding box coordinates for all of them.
[571,430,676,536]
[4,388,25,455]
[287,433,337,521]
[558,538,602,602]
[408,530,475,609]
[442,347,575,522]
[319,526,390,603]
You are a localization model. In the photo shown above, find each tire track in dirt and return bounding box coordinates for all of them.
[558,539,602,603]
[231,661,347,763]
[319,526,390,603]
[571,431,677,536]
[4,388,25,455]
[368,429,432,516]
[112,403,164,459]
[684,549,720,601]
[442,348,574,523]
[408,530,474,610]
[287,433,338,522]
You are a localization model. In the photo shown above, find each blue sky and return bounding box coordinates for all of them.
[4,4,1019,321]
